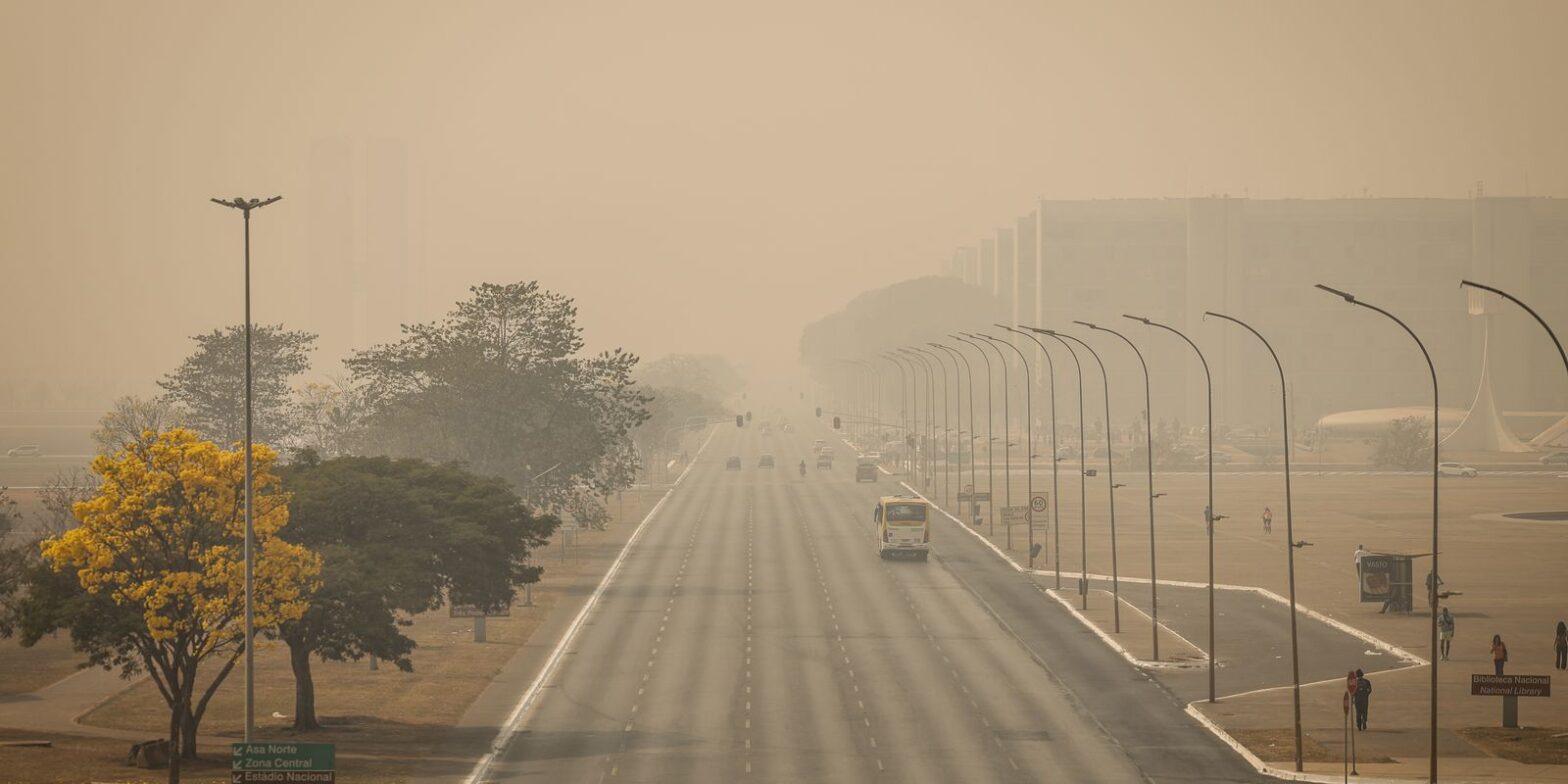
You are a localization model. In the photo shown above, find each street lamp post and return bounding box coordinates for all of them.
[1206,311,1302,771]
[902,348,939,491]
[1005,326,1062,588]
[953,335,996,534]
[1059,327,1121,633]
[967,333,1013,549]
[211,194,282,744]
[932,343,973,522]
[882,354,910,474]
[914,347,952,509]
[986,328,1036,568]
[1460,280,1568,377]
[1025,327,1090,609]
[1083,321,1160,659]
[1126,313,1221,703]
[1315,284,1440,783]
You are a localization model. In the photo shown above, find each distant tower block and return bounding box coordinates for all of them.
[1442,311,1529,453]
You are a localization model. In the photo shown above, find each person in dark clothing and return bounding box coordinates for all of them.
[1555,621,1567,671]
[1353,668,1372,730]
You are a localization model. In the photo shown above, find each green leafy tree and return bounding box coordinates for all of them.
[347,282,649,510]
[277,453,558,729]
[159,325,316,447]
[0,487,24,614]
[1370,415,1433,470]
[636,354,744,401]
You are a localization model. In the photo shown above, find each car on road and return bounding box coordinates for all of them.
[855,463,878,482]
[6,445,42,458]
[758,454,775,468]
[1540,452,1568,465]
[1438,461,1478,477]
[1192,450,1231,464]
[782,423,794,433]
[816,454,833,469]
[725,456,742,470]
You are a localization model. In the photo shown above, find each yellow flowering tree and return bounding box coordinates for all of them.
[39,428,320,778]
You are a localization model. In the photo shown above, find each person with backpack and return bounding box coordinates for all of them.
[1491,634,1509,675]
[1437,607,1455,661]
[1353,668,1372,730]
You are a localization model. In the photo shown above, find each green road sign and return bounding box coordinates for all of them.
[232,742,335,783]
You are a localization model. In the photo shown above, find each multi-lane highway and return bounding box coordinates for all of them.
[480,420,1263,783]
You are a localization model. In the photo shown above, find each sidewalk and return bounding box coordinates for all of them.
[909,470,1568,783]
[0,666,147,741]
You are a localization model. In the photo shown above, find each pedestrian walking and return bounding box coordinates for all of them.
[1491,634,1509,675]
[1437,607,1455,661]
[1262,506,1273,535]
[1353,668,1372,730]
[1554,621,1567,671]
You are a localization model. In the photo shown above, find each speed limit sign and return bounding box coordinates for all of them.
[1028,493,1048,523]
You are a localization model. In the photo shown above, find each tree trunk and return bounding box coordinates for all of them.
[289,638,321,730]
[167,678,186,784]
[181,708,198,759]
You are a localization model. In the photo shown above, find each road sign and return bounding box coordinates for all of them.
[450,602,511,619]
[1471,674,1551,697]
[1028,492,1049,523]
[232,742,335,783]
[1001,506,1028,527]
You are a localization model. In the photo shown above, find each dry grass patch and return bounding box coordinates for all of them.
[0,635,87,696]
[1459,726,1568,765]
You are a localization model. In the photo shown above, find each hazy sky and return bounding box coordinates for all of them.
[2,0,1565,397]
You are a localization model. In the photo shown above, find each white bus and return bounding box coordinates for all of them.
[873,495,930,561]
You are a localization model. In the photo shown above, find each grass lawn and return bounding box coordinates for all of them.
[1459,726,1568,765]
[0,634,88,696]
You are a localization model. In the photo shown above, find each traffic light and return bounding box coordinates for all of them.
[815,407,822,418]
[833,416,842,430]
[735,415,744,428]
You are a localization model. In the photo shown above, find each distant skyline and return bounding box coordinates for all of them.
[2,0,1565,398]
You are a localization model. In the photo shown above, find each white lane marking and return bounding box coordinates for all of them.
[461,426,718,784]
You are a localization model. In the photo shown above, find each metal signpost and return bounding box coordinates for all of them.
[451,601,512,642]
[1002,505,1029,537]
[1471,674,1551,728]
[232,742,335,783]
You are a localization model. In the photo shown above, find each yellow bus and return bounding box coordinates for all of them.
[873,495,930,561]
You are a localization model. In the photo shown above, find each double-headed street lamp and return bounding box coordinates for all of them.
[1081,321,1160,659]
[1057,327,1121,633]
[1315,284,1440,784]
[952,335,996,534]
[1206,311,1303,772]
[1024,327,1090,609]
[1004,326,1063,589]
[986,328,1036,568]
[210,194,282,744]
[1125,313,1221,703]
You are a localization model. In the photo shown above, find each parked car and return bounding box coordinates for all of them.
[726,456,742,470]
[6,445,42,458]
[758,454,775,468]
[1438,462,1478,477]
[855,463,879,482]
[1192,450,1232,464]
[1539,452,1568,465]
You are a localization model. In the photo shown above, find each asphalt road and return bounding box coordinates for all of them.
[482,423,1264,783]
